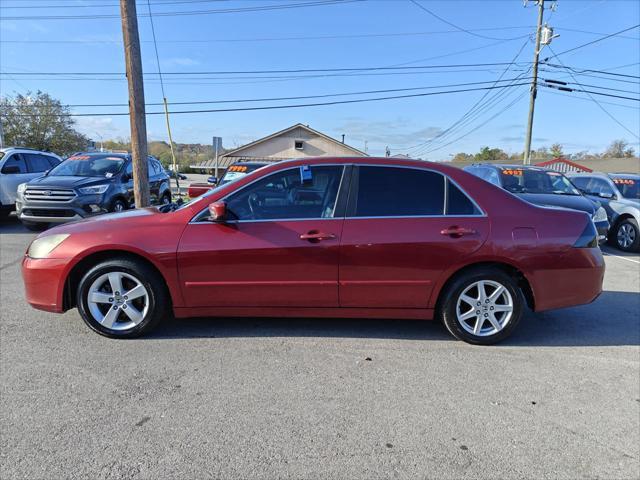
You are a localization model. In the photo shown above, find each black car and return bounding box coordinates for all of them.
[16,152,171,230]
[464,164,610,243]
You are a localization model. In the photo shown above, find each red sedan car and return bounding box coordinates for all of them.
[21,157,604,344]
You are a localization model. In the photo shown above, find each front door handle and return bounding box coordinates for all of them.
[440,226,477,238]
[300,230,336,242]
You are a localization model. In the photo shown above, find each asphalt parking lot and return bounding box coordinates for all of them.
[1,215,639,480]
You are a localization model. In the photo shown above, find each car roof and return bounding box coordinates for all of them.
[469,163,550,172]
[0,146,60,156]
[230,161,271,167]
[68,151,130,159]
[609,173,640,179]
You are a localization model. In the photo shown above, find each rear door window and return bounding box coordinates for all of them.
[1,154,27,174]
[350,166,445,217]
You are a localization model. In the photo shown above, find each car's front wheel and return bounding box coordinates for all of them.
[440,268,523,345]
[612,218,639,252]
[76,258,168,338]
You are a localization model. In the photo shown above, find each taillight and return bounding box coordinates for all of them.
[573,220,598,248]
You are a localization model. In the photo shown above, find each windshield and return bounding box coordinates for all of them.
[612,177,640,199]
[219,164,265,186]
[49,154,126,177]
[499,168,581,195]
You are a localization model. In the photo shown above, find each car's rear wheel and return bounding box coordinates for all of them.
[440,268,523,345]
[76,258,168,338]
[613,218,639,252]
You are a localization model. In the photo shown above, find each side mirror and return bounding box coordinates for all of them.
[1,165,21,174]
[208,201,227,222]
[121,173,131,182]
[599,192,615,199]
[207,176,218,185]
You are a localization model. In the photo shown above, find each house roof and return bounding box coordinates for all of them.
[222,123,368,158]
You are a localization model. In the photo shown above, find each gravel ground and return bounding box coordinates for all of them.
[1,215,638,480]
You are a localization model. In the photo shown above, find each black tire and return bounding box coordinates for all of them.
[439,267,524,345]
[76,258,168,338]
[110,198,127,213]
[161,192,172,205]
[22,221,48,232]
[611,217,639,252]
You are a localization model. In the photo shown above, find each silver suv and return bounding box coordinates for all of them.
[568,172,640,252]
[0,147,62,218]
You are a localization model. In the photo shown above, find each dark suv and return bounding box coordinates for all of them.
[16,152,171,230]
[464,164,610,243]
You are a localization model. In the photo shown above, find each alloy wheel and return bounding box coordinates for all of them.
[114,202,125,212]
[617,223,636,249]
[86,271,149,331]
[456,280,514,337]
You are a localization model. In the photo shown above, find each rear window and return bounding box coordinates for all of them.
[352,166,445,217]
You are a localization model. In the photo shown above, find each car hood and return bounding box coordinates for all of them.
[27,175,111,189]
[517,193,596,215]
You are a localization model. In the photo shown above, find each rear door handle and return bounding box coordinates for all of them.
[300,230,337,242]
[440,226,477,238]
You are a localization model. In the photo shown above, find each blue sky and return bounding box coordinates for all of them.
[1,0,638,159]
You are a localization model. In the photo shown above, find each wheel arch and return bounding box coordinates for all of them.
[62,249,175,311]
[432,261,535,313]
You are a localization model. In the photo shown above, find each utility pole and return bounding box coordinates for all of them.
[120,0,150,207]
[523,0,545,165]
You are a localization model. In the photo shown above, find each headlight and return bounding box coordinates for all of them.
[592,206,608,223]
[78,184,109,195]
[27,234,69,259]
[17,183,27,194]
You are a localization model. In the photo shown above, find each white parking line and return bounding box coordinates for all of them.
[602,251,640,265]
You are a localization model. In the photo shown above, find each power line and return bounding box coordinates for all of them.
[35,78,533,108]
[1,83,530,117]
[408,0,526,41]
[0,0,229,8]
[0,61,534,76]
[543,24,640,59]
[0,26,537,44]
[400,39,531,152]
[0,0,363,20]
[541,84,640,102]
[543,62,640,79]
[419,90,530,158]
[545,46,639,140]
[542,89,639,110]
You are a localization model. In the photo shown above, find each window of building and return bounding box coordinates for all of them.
[294,140,304,150]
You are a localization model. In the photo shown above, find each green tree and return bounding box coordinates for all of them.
[550,143,564,158]
[1,91,89,155]
[451,152,474,163]
[474,146,508,162]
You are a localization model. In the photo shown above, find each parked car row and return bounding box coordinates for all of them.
[1,149,172,231]
[568,172,640,252]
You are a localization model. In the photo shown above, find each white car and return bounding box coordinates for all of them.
[0,147,63,218]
